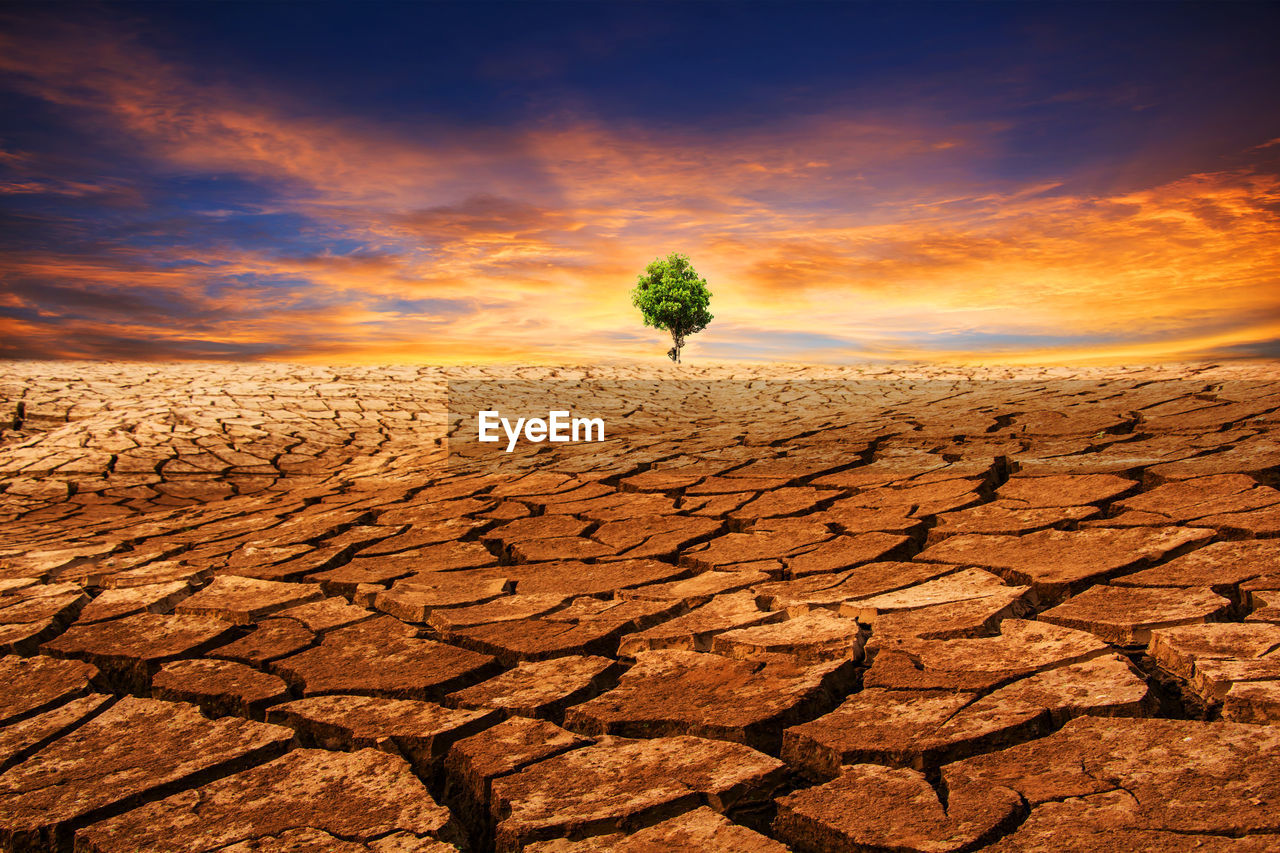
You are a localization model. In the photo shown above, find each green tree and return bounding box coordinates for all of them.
[630,252,713,364]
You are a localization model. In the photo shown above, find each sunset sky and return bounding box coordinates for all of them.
[1,1,1278,364]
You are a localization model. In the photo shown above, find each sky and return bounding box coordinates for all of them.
[1,0,1278,365]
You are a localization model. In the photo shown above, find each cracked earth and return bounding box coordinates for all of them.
[1,360,1279,852]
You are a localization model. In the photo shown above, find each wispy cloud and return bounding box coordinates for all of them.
[0,13,1277,364]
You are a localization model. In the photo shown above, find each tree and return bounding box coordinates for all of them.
[630,252,713,364]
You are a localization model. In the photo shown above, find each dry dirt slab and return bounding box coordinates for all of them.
[0,360,1278,851]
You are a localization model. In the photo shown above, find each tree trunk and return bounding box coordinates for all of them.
[670,331,684,363]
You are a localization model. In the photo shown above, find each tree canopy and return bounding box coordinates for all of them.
[630,252,713,363]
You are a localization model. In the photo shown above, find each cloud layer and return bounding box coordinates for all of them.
[1,8,1277,364]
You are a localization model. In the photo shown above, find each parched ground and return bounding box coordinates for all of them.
[1,360,1280,852]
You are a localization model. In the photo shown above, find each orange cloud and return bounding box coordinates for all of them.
[1,16,1277,365]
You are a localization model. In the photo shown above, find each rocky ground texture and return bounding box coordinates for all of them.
[1,360,1279,852]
